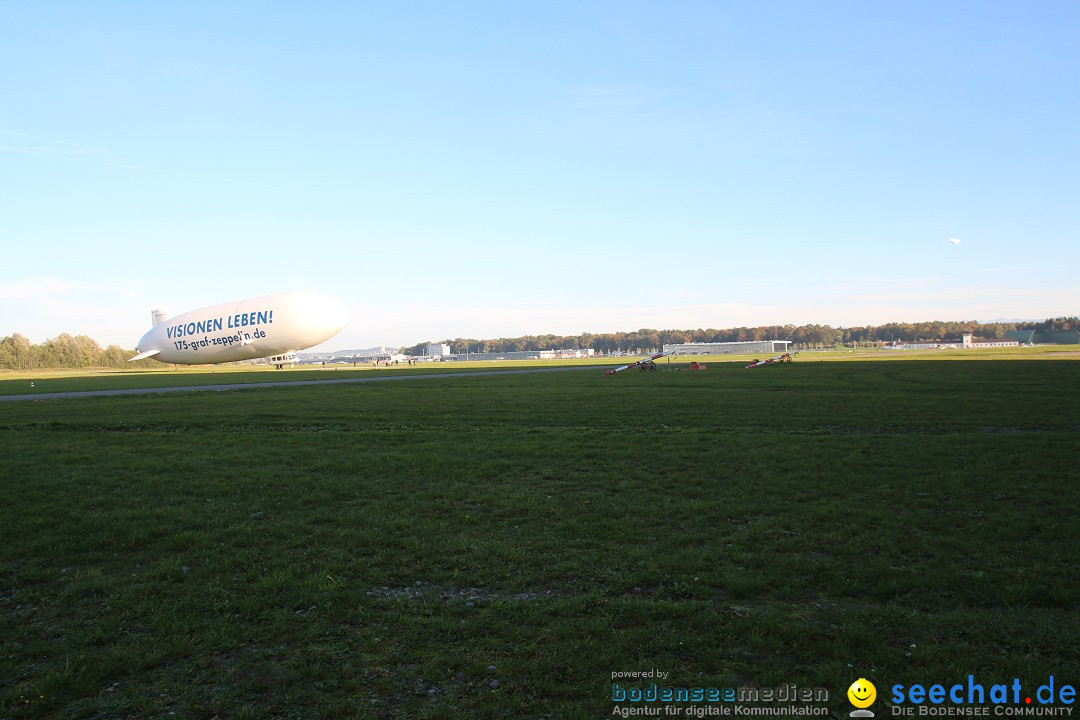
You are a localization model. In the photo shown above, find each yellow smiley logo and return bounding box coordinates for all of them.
[848,678,877,708]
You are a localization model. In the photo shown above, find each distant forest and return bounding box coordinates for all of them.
[0,333,164,371]
[406,317,1079,356]
[3,317,1077,370]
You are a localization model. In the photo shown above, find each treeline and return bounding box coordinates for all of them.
[4,317,1077,370]
[406,317,1080,356]
[0,333,159,371]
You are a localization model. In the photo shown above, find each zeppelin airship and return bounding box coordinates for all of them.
[130,292,350,366]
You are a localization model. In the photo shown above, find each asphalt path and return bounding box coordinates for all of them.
[0,365,604,403]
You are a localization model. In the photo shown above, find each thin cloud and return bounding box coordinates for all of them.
[0,128,277,189]
[0,277,81,300]
[0,277,146,301]
[0,128,108,152]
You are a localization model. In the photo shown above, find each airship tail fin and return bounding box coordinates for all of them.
[151,309,167,327]
[129,349,161,362]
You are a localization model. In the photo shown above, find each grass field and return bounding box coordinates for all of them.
[1,354,1078,718]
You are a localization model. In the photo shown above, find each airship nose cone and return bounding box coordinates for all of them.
[291,292,350,342]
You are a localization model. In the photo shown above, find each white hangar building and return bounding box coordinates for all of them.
[663,340,792,356]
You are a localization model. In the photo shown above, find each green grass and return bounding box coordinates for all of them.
[0,361,553,396]
[1,358,1078,718]
[2,344,1077,397]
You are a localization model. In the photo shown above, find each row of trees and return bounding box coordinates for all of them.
[407,317,1078,356]
[4,317,1076,370]
[0,333,159,371]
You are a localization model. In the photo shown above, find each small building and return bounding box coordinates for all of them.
[961,334,1019,348]
[426,343,451,357]
[882,342,955,350]
[1004,330,1036,345]
[662,340,791,356]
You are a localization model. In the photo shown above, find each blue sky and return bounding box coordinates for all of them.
[2,1,1077,350]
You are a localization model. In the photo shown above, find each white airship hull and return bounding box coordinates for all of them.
[133,292,349,365]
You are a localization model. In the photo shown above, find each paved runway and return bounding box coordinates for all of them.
[0,365,601,403]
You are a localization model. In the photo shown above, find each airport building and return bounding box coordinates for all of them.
[663,340,792,356]
[961,334,1019,348]
[882,334,1022,351]
[444,348,594,362]
[449,350,548,361]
